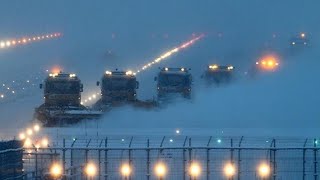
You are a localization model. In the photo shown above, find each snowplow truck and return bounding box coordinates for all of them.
[155,67,192,99]
[94,70,157,110]
[34,72,101,126]
[290,33,309,47]
[96,70,139,104]
[203,65,234,84]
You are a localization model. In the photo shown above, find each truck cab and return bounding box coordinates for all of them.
[155,67,192,99]
[97,70,139,103]
[40,72,83,107]
[203,65,234,84]
[290,33,309,47]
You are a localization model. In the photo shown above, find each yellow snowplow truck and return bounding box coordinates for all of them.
[155,67,192,99]
[34,72,101,126]
[202,65,234,85]
[94,70,156,110]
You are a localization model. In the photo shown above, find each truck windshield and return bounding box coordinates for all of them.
[46,81,80,94]
[159,74,190,86]
[102,77,136,90]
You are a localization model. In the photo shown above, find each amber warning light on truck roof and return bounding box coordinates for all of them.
[256,55,279,71]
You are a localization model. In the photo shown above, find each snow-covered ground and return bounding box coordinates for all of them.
[0,0,319,140]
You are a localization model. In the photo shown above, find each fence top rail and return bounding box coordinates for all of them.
[47,136,320,149]
[24,146,320,151]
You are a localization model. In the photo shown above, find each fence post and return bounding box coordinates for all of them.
[206,136,212,180]
[230,138,234,180]
[147,139,150,180]
[189,138,192,180]
[63,139,66,175]
[314,139,318,180]
[303,138,308,180]
[129,137,133,180]
[238,136,243,180]
[104,137,108,180]
[70,138,77,179]
[273,139,276,180]
[35,148,38,179]
[183,136,188,180]
[98,139,103,180]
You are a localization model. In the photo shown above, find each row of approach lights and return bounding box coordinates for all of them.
[49,161,271,179]
[0,69,49,102]
[0,33,61,49]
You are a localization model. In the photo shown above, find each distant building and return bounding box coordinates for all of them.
[0,140,24,180]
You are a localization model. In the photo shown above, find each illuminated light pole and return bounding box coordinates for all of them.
[50,163,62,180]
[154,162,167,180]
[224,163,236,180]
[258,163,270,180]
[85,162,97,180]
[189,162,201,180]
[120,163,131,180]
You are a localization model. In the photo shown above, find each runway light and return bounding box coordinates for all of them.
[19,133,26,140]
[217,139,222,143]
[224,163,236,177]
[155,162,167,178]
[120,163,132,177]
[258,163,270,178]
[26,128,33,136]
[176,129,180,134]
[33,124,40,132]
[41,138,49,147]
[85,163,97,177]
[189,162,201,178]
[35,143,41,149]
[50,163,62,178]
[24,138,32,148]
[134,34,204,74]
[0,32,62,50]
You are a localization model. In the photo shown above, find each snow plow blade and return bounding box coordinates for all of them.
[34,105,102,127]
[93,99,158,111]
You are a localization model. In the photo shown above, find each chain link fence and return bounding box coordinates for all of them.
[23,136,320,180]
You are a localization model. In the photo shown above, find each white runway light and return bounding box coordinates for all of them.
[135,34,205,74]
